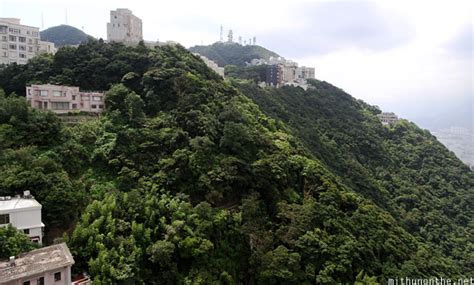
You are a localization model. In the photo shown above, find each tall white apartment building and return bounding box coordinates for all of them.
[0,191,44,244]
[0,18,56,65]
[107,9,143,45]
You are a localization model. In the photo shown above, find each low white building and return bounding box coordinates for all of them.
[0,243,75,285]
[377,112,399,125]
[0,191,44,244]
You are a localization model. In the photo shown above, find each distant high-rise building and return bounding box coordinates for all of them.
[253,36,256,45]
[238,36,242,45]
[107,8,143,45]
[0,18,56,65]
[227,29,233,43]
[266,64,284,87]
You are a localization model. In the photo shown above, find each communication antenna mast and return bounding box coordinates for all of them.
[253,36,256,45]
[228,29,233,43]
[219,25,223,42]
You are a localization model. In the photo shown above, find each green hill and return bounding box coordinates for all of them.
[40,25,94,47]
[0,41,472,283]
[189,42,280,67]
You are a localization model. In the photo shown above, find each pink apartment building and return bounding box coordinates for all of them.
[26,84,105,114]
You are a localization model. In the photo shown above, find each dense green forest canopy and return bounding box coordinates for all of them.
[189,42,279,67]
[0,41,472,283]
[40,25,94,47]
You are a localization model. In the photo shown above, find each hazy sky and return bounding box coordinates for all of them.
[1,0,472,131]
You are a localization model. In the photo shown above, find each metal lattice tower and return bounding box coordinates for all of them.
[220,25,223,42]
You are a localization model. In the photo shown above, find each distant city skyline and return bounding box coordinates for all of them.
[0,0,472,132]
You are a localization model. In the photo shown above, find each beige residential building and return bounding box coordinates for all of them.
[296,66,315,80]
[0,243,74,285]
[26,84,105,114]
[107,9,143,45]
[0,18,55,65]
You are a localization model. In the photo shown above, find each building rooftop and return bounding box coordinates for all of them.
[0,243,75,284]
[0,196,41,213]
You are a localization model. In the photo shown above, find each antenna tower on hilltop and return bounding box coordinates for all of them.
[220,25,223,42]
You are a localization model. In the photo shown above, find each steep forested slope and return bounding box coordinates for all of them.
[189,42,279,67]
[237,80,474,275]
[0,42,472,283]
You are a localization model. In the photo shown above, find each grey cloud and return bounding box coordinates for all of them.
[259,2,415,57]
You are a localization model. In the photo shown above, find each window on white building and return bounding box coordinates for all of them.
[40,90,48,96]
[23,229,30,234]
[9,44,16,50]
[37,277,44,285]
[0,214,10,224]
[53,91,64,97]
[92,96,102,101]
[23,281,30,285]
[19,37,26,43]
[9,35,16,41]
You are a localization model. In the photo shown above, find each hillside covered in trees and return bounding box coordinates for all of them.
[0,41,472,284]
[40,25,94,47]
[189,42,279,67]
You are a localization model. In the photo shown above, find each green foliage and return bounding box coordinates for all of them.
[0,225,38,258]
[0,41,471,283]
[189,42,279,67]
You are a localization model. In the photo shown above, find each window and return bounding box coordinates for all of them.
[19,45,26,51]
[9,35,17,41]
[9,44,16,50]
[99,105,104,109]
[92,96,102,101]
[23,281,30,285]
[40,90,48,96]
[91,104,97,109]
[51,102,69,110]
[23,229,30,234]
[37,277,44,285]
[81,95,90,101]
[9,28,21,34]
[54,272,61,282]
[0,25,7,34]
[72,103,77,109]
[53,91,64,97]
[0,214,9,224]
[19,53,26,58]
[72,95,76,100]
[1,36,6,42]
[28,46,33,52]
[18,37,26,43]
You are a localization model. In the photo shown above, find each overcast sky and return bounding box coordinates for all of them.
[1,0,472,131]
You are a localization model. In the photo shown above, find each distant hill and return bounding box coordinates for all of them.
[40,25,94,47]
[189,42,280,67]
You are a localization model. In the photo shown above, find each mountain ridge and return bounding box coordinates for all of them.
[40,24,94,47]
